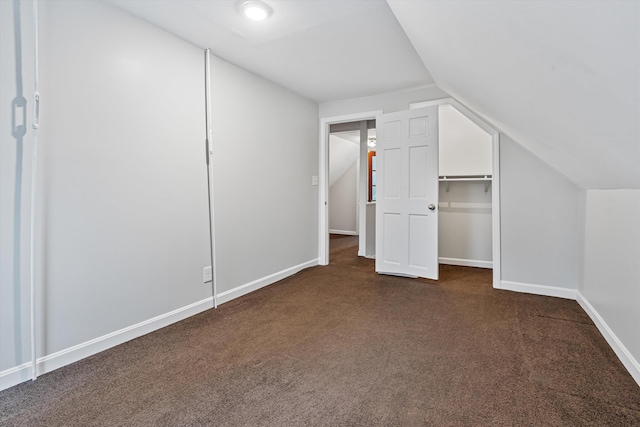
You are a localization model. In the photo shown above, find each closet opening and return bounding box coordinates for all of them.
[438,104,493,271]
[410,99,501,287]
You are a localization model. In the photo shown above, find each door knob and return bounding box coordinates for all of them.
[428,203,436,211]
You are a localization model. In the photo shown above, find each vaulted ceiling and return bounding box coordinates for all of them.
[108,0,639,189]
[388,0,639,189]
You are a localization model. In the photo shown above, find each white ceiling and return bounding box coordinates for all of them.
[388,0,640,189]
[107,0,433,103]
[107,0,638,189]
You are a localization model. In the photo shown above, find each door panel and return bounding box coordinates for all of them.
[409,146,429,199]
[376,107,439,279]
[384,148,401,198]
[409,214,429,268]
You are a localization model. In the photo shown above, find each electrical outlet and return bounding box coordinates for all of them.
[312,175,319,186]
[203,266,212,283]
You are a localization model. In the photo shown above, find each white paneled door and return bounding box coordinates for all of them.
[375,107,439,279]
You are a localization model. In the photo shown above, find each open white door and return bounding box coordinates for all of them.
[375,107,439,279]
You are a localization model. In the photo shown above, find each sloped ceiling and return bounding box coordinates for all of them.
[329,134,359,187]
[107,0,433,102]
[388,0,640,189]
[106,0,638,188]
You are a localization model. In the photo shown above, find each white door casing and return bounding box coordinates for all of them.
[318,111,382,265]
[375,107,439,279]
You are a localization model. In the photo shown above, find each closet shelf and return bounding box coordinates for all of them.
[439,175,492,192]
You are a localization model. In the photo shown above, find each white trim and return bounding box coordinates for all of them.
[491,133,501,288]
[0,362,33,391]
[497,282,640,386]
[216,259,318,305]
[0,296,215,392]
[204,49,218,309]
[1,259,319,392]
[410,98,454,109]
[30,0,40,382]
[329,229,358,236]
[500,280,577,300]
[37,298,214,375]
[357,121,368,264]
[439,257,492,269]
[319,111,383,266]
[355,153,360,243]
[576,291,640,387]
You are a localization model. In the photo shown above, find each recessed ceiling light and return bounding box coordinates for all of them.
[241,1,272,21]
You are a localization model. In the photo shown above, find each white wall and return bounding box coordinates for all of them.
[329,134,359,234]
[500,135,580,294]
[319,85,449,118]
[437,104,493,267]
[0,0,36,382]
[329,161,358,234]
[439,182,492,266]
[329,134,359,187]
[209,55,319,296]
[580,189,640,384]
[1,0,319,391]
[439,104,492,177]
[35,0,210,356]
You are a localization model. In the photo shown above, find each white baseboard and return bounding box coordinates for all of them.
[1,259,319,392]
[498,282,639,387]
[5,263,636,395]
[329,229,358,236]
[0,296,215,392]
[439,257,492,269]
[216,259,318,305]
[499,280,577,300]
[576,292,640,387]
[0,362,32,391]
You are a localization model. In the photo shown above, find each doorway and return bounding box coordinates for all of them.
[410,98,501,287]
[328,122,376,262]
[437,104,493,269]
[319,111,382,265]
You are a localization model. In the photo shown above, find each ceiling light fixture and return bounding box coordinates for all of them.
[241,1,272,21]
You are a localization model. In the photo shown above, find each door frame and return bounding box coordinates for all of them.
[410,98,501,289]
[319,110,382,265]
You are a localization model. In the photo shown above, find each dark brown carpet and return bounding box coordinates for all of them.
[1,238,639,426]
